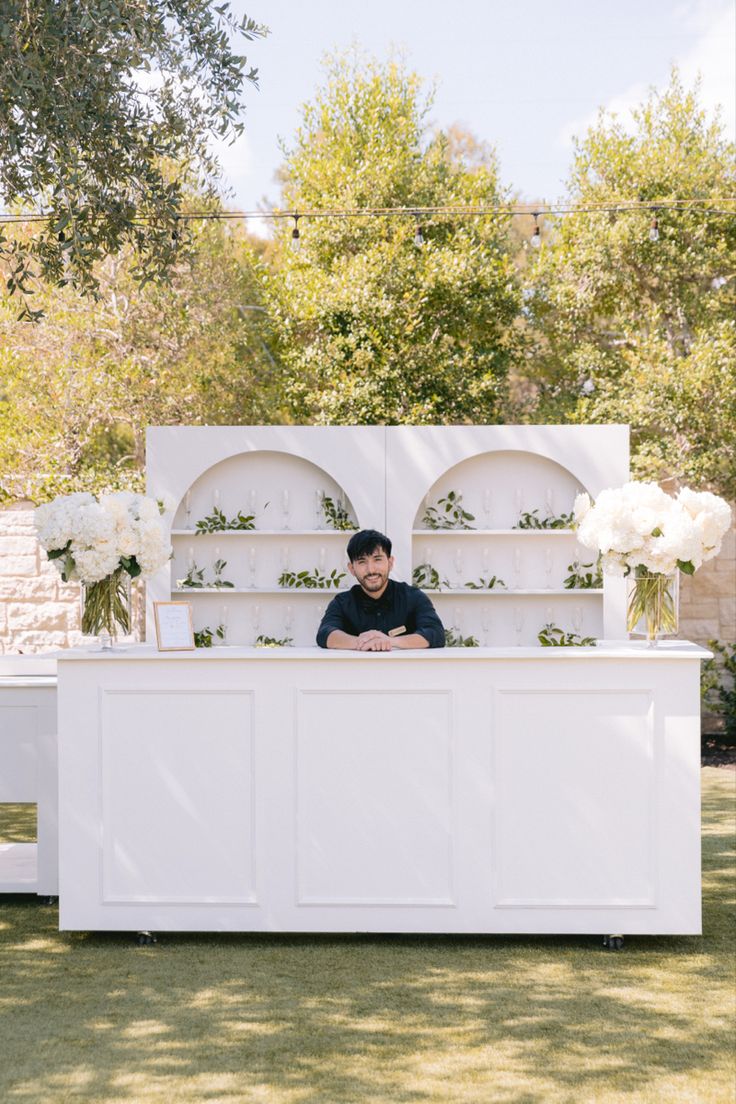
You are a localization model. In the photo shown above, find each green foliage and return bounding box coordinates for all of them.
[564,558,603,589]
[278,568,345,589]
[178,563,205,589]
[194,624,226,648]
[702,641,736,742]
[195,507,257,532]
[0,216,280,503]
[538,623,597,647]
[320,494,357,531]
[464,576,507,590]
[514,509,574,530]
[412,563,447,590]
[255,634,294,647]
[263,52,522,424]
[421,491,476,530]
[444,628,480,648]
[518,70,736,497]
[211,559,234,588]
[0,1,266,313]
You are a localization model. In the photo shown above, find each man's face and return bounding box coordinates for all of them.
[348,547,394,598]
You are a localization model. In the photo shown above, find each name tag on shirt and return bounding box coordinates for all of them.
[388,625,407,637]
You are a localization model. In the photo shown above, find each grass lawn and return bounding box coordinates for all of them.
[0,768,734,1104]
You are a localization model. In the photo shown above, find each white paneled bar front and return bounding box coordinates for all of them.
[57,643,705,936]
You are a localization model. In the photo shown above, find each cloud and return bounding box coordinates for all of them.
[559,0,735,148]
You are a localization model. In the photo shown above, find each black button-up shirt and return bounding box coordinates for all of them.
[316,579,445,648]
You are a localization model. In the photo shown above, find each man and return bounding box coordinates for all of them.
[316,529,445,651]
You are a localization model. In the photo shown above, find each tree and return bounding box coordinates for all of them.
[516,71,736,495]
[0,1,266,317]
[0,213,283,502]
[262,53,522,424]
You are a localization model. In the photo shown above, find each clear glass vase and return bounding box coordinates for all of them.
[80,568,132,650]
[626,571,679,646]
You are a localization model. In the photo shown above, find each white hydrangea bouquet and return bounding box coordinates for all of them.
[573,482,732,642]
[35,491,172,646]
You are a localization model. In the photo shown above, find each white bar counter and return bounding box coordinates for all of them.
[57,643,708,936]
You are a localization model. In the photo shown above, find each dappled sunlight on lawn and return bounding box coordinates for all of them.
[0,768,733,1103]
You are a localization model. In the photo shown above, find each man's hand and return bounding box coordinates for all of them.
[356,630,393,651]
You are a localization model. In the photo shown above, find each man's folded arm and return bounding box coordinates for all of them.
[412,591,446,648]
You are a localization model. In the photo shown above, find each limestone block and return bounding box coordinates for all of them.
[7,603,68,631]
[0,555,37,577]
[0,576,59,600]
[11,630,69,647]
[679,618,717,643]
[692,573,732,599]
[0,535,38,556]
[681,598,719,620]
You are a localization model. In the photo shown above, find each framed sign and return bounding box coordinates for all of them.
[153,602,195,651]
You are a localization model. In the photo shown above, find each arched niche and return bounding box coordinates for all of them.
[412,449,588,530]
[173,450,357,533]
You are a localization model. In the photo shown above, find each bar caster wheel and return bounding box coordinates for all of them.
[136,931,157,946]
[39,895,58,906]
[603,934,624,951]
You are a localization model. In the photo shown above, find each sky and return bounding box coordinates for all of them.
[214,0,736,226]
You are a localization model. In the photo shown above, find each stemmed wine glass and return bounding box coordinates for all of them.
[184,490,192,530]
[482,489,493,528]
[248,547,257,589]
[318,546,327,575]
[482,547,491,575]
[315,489,324,529]
[513,606,525,647]
[481,606,491,646]
[544,548,554,589]
[251,603,261,644]
[453,607,462,635]
[572,605,583,636]
[513,547,522,589]
[284,604,294,641]
[281,489,291,530]
[454,548,464,588]
[219,604,229,645]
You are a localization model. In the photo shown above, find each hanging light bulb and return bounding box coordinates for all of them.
[414,219,424,248]
[291,214,301,251]
[530,213,541,249]
[649,214,659,243]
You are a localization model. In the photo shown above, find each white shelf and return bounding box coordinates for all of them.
[421,588,603,596]
[173,588,348,596]
[171,529,353,537]
[412,529,578,537]
[0,842,37,891]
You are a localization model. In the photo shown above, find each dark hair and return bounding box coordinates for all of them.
[347,529,392,562]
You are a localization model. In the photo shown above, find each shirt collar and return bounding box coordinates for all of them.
[356,578,394,611]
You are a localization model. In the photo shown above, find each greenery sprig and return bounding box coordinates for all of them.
[412,562,448,590]
[321,494,357,531]
[514,509,574,530]
[211,558,234,588]
[445,628,480,647]
[421,490,475,530]
[178,563,205,588]
[195,506,258,532]
[564,557,603,589]
[538,623,597,647]
[255,634,294,647]
[464,575,507,590]
[194,624,226,648]
[278,567,345,589]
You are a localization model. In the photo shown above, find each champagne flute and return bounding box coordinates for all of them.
[482,488,493,528]
[545,486,554,516]
[572,605,583,636]
[213,488,221,514]
[513,606,525,647]
[281,489,291,530]
[315,489,324,529]
[284,604,294,639]
[248,546,257,589]
[248,489,257,523]
[251,603,261,644]
[482,546,491,575]
[184,490,192,530]
[454,548,464,588]
[544,548,554,589]
[219,604,229,645]
[318,546,327,574]
[481,606,491,646]
[453,606,462,634]
[513,547,522,588]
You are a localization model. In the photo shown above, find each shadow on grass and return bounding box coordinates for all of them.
[0,769,733,1104]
